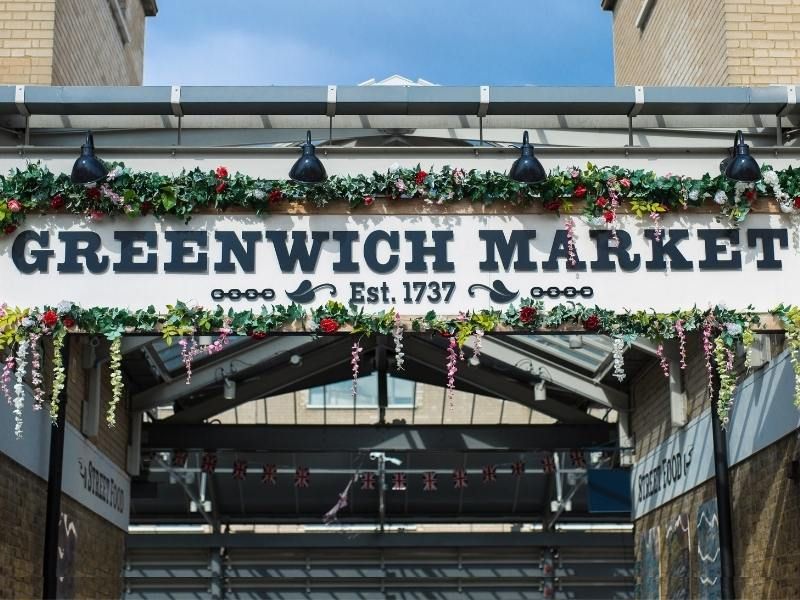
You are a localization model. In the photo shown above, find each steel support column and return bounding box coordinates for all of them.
[710,364,736,599]
[42,335,70,599]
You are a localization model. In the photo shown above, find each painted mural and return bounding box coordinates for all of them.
[665,514,690,599]
[696,498,722,600]
[636,526,661,599]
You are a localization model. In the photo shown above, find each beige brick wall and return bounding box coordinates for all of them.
[0,454,125,597]
[611,0,729,86]
[724,0,800,86]
[52,0,149,85]
[0,0,56,85]
[609,0,800,86]
[0,0,153,85]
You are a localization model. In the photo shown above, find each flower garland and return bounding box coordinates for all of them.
[28,332,44,409]
[3,162,800,235]
[0,298,779,431]
[612,337,627,382]
[107,337,123,427]
[49,328,66,422]
[1,354,13,403]
[392,315,405,371]
[12,339,28,438]
[350,342,363,401]
[714,337,737,426]
[773,304,800,407]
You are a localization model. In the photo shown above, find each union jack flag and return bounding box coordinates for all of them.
[261,464,277,485]
[453,468,468,489]
[422,471,438,492]
[482,464,497,483]
[391,472,407,490]
[200,452,217,474]
[360,472,376,490]
[570,449,586,468]
[171,450,188,468]
[511,461,525,477]
[541,454,556,474]
[294,466,310,488]
[232,459,247,480]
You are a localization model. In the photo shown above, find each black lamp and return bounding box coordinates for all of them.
[721,130,761,183]
[508,130,546,184]
[70,132,108,184]
[289,130,327,184]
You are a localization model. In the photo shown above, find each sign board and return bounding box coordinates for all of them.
[631,350,800,519]
[0,213,796,313]
[0,388,130,530]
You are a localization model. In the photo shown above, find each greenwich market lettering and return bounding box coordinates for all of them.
[78,458,125,514]
[10,227,789,276]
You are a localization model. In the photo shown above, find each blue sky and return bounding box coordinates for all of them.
[144,1,614,86]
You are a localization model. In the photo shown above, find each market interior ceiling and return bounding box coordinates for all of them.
[125,332,648,526]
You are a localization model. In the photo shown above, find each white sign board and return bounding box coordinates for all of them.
[0,213,796,313]
[0,389,130,530]
[631,350,800,519]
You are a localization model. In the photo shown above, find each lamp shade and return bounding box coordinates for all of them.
[70,132,108,184]
[724,130,761,183]
[508,131,546,184]
[289,130,327,184]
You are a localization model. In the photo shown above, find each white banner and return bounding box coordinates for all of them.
[0,213,797,312]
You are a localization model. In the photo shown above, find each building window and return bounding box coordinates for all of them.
[636,0,656,31]
[308,374,415,408]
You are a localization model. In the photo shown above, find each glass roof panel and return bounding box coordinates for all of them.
[507,335,614,374]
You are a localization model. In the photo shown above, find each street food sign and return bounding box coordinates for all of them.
[0,213,795,312]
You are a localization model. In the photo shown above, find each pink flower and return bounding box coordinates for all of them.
[89,210,104,222]
[395,179,407,193]
[570,169,581,179]
[619,178,631,188]
[6,199,22,213]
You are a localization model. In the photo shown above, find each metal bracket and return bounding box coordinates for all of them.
[170,85,183,117]
[326,85,337,118]
[629,85,645,117]
[778,85,796,117]
[477,85,490,118]
[14,85,29,116]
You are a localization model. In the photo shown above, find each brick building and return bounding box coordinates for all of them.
[0,0,157,85]
[602,0,800,86]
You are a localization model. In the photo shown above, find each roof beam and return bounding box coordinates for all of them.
[141,423,616,453]
[131,335,317,411]
[467,337,629,410]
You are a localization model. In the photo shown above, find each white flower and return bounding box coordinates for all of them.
[589,216,606,227]
[251,189,266,200]
[56,300,73,314]
[713,190,728,205]
[388,162,401,172]
[763,170,779,187]
[20,317,35,328]
[688,189,700,202]
[725,323,743,336]
[106,166,123,180]
[734,181,748,193]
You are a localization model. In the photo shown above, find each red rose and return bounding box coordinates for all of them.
[543,200,562,211]
[6,199,22,213]
[140,201,153,216]
[363,195,374,206]
[794,197,800,209]
[215,166,229,179]
[215,181,227,194]
[50,194,65,210]
[745,190,757,202]
[62,317,76,329]
[319,317,340,333]
[90,210,104,222]
[250,331,267,340]
[86,187,101,201]
[3,224,16,234]
[573,185,587,199]
[596,197,608,207]
[520,306,537,324]
[268,189,283,204]
[603,210,615,223]
[415,171,428,185]
[42,310,58,328]
[583,314,600,331]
